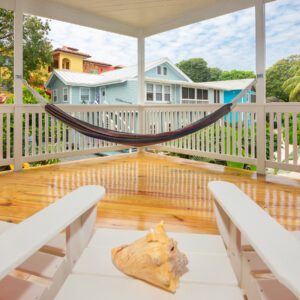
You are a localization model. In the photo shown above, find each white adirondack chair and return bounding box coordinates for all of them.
[0,182,299,300]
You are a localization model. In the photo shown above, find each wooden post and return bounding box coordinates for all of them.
[137,34,145,152]
[255,0,266,175]
[13,0,24,171]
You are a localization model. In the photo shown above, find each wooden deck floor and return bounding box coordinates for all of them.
[0,152,299,234]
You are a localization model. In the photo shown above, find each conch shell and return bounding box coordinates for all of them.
[111,222,188,293]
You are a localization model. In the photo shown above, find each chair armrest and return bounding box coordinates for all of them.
[208,181,300,298]
[0,185,105,280]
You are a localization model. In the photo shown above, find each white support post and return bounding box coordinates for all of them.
[13,0,24,170]
[255,0,266,175]
[137,34,145,152]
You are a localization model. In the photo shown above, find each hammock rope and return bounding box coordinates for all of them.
[23,79,255,147]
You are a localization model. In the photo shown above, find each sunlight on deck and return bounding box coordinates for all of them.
[0,152,299,233]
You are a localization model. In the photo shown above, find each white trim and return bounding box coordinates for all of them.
[80,87,90,104]
[150,58,192,82]
[145,83,172,103]
[69,87,73,104]
[63,87,69,103]
[181,86,209,102]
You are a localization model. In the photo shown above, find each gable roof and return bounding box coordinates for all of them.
[45,57,192,88]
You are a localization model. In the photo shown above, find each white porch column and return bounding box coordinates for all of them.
[13,0,24,170]
[255,0,266,175]
[137,35,145,106]
[137,34,145,151]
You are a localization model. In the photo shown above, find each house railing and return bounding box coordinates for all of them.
[0,103,299,173]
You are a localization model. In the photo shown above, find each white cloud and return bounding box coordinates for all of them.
[46,0,299,70]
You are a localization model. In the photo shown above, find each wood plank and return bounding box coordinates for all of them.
[55,274,244,300]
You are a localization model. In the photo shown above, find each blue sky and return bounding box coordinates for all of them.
[48,0,299,71]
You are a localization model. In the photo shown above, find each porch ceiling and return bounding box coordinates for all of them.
[2,0,273,37]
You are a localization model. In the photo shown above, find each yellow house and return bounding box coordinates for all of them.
[51,46,91,73]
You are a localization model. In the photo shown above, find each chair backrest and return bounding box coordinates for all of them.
[0,185,105,280]
[208,181,300,298]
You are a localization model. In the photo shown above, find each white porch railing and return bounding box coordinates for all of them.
[265,103,300,172]
[0,103,299,173]
[145,104,257,166]
[0,105,140,166]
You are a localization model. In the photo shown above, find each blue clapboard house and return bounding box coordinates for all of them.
[45,57,255,107]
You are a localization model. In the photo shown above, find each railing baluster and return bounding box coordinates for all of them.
[232,111,236,157]
[277,112,282,163]
[0,113,2,160]
[251,112,255,159]
[32,112,36,156]
[38,112,43,155]
[284,112,289,164]
[216,117,219,154]
[244,112,249,158]
[293,112,298,165]
[226,113,230,156]
[24,113,29,157]
[269,112,274,162]
[238,111,242,157]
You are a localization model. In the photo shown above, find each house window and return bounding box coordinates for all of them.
[164,86,171,101]
[146,84,171,102]
[156,85,163,101]
[146,84,154,101]
[214,90,220,103]
[80,88,90,104]
[182,87,208,102]
[63,87,68,102]
[163,67,167,75]
[182,87,189,99]
[196,89,208,100]
[62,58,70,70]
[52,90,58,103]
[157,66,161,75]
[188,88,195,99]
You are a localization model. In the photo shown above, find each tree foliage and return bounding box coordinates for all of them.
[176,58,211,82]
[177,58,255,82]
[6,86,50,104]
[282,69,300,102]
[0,8,52,90]
[219,69,255,80]
[208,67,222,81]
[266,55,300,102]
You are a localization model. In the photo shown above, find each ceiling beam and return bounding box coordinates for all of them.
[144,0,274,37]
[0,0,140,37]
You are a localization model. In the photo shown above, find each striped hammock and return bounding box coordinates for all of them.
[24,80,255,147]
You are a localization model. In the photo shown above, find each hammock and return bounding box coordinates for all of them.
[24,80,255,147]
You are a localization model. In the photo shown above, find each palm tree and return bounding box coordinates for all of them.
[283,70,300,101]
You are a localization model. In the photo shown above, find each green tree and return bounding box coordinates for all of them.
[282,70,300,102]
[219,69,255,80]
[176,58,211,82]
[266,55,300,102]
[0,8,52,90]
[208,67,222,81]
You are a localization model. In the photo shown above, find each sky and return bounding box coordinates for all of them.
[47,0,300,71]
